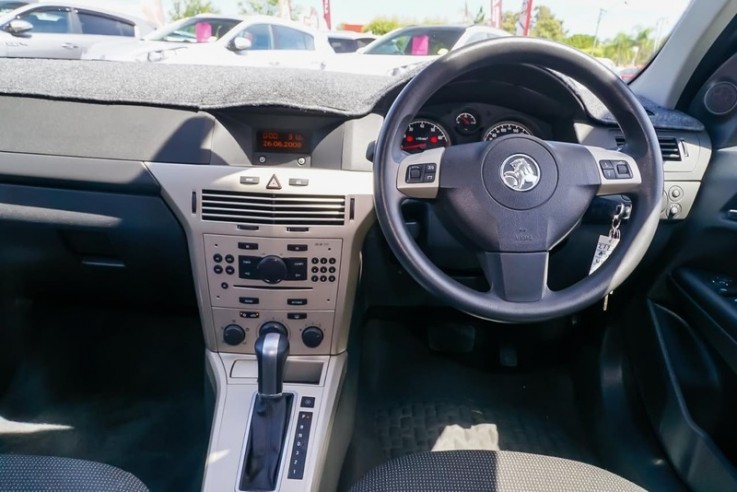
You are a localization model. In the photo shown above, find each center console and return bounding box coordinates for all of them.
[146,163,375,492]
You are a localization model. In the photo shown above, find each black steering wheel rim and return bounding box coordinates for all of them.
[373,38,663,323]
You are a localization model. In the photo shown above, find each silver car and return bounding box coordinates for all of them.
[0,2,153,59]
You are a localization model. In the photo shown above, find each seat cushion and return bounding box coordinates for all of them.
[350,450,645,492]
[0,455,148,492]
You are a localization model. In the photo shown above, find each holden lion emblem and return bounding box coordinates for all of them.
[500,154,541,192]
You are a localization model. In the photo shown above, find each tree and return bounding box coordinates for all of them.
[502,11,518,34]
[473,7,486,25]
[566,34,596,52]
[238,0,302,21]
[169,0,219,20]
[363,17,404,36]
[530,6,566,41]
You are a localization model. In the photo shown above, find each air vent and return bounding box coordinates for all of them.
[201,190,346,226]
[615,136,682,161]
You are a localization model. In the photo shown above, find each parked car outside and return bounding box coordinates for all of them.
[0,2,153,59]
[325,24,510,75]
[83,14,241,62]
[161,15,333,70]
[326,30,376,53]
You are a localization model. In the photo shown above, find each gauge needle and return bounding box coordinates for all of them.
[402,143,428,150]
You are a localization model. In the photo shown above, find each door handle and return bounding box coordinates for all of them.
[62,43,78,49]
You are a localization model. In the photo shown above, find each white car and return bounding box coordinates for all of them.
[160,15,334,70]
[0,2,153,59]
[325,24,510,75]
[83,14,241,62]
[326,30,376,53]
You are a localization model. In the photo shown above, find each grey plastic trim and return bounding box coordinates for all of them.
[0,151,159,194]
[202,351,347,492]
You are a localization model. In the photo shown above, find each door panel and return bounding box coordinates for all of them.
[5,6,80,59]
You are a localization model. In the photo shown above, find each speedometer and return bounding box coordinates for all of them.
[401,119,451,154]
[483,121,532,141]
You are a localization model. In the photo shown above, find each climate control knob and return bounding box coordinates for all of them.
[257,256,288,284]
[223,324,246,345]
[302,326,324,348]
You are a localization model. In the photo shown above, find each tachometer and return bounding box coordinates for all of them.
[483,121,532,141]
[401,119,450,154]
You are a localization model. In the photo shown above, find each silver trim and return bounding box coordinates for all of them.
[499,153,541,192]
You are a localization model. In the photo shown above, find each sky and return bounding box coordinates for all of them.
[90,0,692,41]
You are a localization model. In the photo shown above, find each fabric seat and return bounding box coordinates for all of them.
[0,455,148,492]
[350,450,645,492]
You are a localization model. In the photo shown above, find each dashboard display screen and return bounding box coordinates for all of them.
[256,130,310,153]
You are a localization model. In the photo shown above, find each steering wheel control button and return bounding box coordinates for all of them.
[213,254,223,263]
[406,163,438,184]
[599,160,614,170]
[213,265,223,274]
[223,324,246,346]
[238,242,258,250]
[302,326,324,348]
[288,313,307,320]
[287,244,308,252]
[614,161,632,179]
[300,396,316,408]
[499,154,541,192]
[256,255,289,284]
[239,297,259,305]
[602,168,617,180]
[287,298,308,306]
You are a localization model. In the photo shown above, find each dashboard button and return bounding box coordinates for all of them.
[240,176,260,185]
[238,242,258,250]
[287,244,308,252]
[214,265,223,274]
[225,266,235,275]
[287,298,307,306]
[225,254,235,264]
[213,254,223,263]
[288,313,307,320]
[289,178,309,187]
[239,297,259,305]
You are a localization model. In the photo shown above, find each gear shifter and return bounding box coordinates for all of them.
[240,323,293,491]
[255,324,289,396]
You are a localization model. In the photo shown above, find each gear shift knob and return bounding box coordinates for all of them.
[255,326,289,396]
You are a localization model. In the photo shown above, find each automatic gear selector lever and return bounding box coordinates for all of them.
[241,322,293,491]
[255,322,289,396]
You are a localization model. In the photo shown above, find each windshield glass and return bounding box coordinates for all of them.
[0,0,691,81]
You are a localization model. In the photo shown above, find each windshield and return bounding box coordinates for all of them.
[0,0,691,81]
[145,17,239,43]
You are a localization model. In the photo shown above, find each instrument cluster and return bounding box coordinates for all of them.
[400,104,548,155]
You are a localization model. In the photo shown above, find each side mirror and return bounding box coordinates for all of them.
[7,19,33,35]
[230,36,252,52]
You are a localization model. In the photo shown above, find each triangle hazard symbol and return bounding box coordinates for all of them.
[266,174,281,190]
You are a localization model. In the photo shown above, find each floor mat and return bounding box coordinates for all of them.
[0,302,209,492]
[341,318,598,488]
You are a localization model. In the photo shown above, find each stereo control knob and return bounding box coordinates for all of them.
[302,326,324,348]
[257,256,288,284]
[223,324,246,345]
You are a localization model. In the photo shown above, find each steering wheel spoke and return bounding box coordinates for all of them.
[480,251,549,302]
[396,147,444,199]
[586,146,642,195]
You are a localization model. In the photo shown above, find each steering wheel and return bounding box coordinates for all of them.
[373,38,663,323]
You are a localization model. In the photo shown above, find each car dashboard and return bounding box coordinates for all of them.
[0,60,713,491]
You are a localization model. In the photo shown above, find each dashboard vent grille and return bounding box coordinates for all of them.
[201,190,346,226]
[615,136,682,161]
